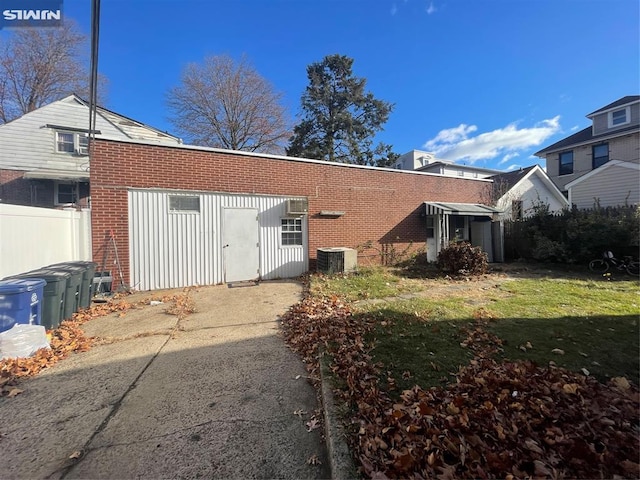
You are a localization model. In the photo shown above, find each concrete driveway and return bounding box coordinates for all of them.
[0,281,330,479]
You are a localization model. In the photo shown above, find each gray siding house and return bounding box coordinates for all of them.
[0,95,181,208]
[535,96,640,209]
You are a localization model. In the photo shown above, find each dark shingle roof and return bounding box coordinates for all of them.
[489,165,536,190]
[534,123,639,156]
[587,95,640,117]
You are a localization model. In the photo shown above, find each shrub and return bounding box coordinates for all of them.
[505,204,639,263]
[437,242,488,276]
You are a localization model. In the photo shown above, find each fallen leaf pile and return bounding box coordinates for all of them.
[163,287,197,321]
[280,284,640,479]
[1,320,93,397]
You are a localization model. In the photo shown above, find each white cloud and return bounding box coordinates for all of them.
[391,3,398,15]
[499,152,520,165]
[422,116,561,164]
[426,2,437,14]
[423,124,477,149]
[505,164,522,171]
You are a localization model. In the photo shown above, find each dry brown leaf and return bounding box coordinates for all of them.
[562,383,579,394]
[279,274,640,480]
[611,376,631,390]
[6,387,23,398]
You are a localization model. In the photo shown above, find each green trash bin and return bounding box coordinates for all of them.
[51,262,97,309]
[4,269,69,330]
[47,264,82,320]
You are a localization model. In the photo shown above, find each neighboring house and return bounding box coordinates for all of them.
[89,138,504,290]
[393,150,501,179]
[0,94,181,208]
[417,161,502,179]
[535,96,640,209]
[490,165,569,220]
[423,201,502,262]
[392,150,439,170]
[564,160,640,208]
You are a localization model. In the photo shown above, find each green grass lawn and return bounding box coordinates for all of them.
[311,266,424,301]
[314,268,640,392]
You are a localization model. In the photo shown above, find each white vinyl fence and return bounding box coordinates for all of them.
[0,204,91,279]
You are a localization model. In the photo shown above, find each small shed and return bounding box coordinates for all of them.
[424,202,502,262]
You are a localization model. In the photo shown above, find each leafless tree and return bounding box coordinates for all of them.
[0,21,100,123]
[167,55,291,154]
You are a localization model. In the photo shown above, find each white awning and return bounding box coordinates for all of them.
[424,202,499,217]
[23,169,89,181]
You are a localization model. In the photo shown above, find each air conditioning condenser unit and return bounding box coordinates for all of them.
[317,247,357,274]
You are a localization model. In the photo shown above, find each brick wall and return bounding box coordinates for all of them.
[91,139,490,286]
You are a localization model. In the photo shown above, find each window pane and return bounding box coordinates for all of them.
[593,144,609,169]
[512,200,523,220]
[57,184,77,203]
[559,151,573,175]
[56,132,74,152]
[169,196,200,212]
[611,109,627,125]
[281,218,302,245]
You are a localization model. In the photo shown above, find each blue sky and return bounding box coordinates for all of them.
[60,0,639,170]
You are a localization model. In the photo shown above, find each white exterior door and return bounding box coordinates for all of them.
[470,220,493,262]
[223,208,259,283]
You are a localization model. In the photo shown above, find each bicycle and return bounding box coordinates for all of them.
[588,251,640,277]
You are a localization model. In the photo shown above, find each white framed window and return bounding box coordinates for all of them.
[592,143,609,169]
[55,182,78,205]
[55,131,89,155]
[169,195,200,213]
[281,217,303,246]
[426,216,435,239]
[608,107,630,128]
[512,200,523,220]
[559,151,573,175]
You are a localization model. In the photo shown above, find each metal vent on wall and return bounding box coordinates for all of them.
[286,198,308,215]
[317,247,357,274]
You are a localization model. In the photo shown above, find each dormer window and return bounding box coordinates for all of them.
[608,107,630,128]
[56,131,89,155]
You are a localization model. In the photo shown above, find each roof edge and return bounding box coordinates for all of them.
[498,164,568,206]
[534,125,640,157]
[93,136,495,181]
[565,160,640,188]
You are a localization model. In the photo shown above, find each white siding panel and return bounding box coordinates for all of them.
[129,189,308,290]
[0,96,124,172]
[570,164,640,209]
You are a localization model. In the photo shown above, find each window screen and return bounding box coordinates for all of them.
[169,196,200,212]
[56,132,75,153]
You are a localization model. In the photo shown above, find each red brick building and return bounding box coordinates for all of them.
[91,138,494,290]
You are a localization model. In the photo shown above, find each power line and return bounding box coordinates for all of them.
[88,0,101,152]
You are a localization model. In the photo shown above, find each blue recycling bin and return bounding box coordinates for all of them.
[0,279,46,332]
[5,269,69,330]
